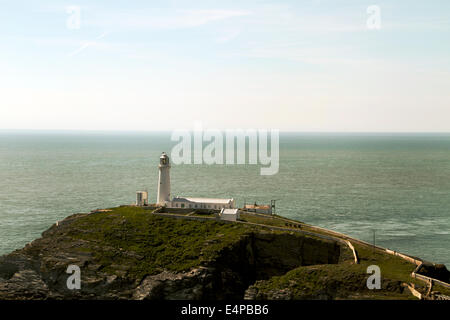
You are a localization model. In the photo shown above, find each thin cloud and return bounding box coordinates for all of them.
[67,32,109,57]
[87,9,251,30]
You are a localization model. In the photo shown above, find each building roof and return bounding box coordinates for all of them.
[221,208,239,215]
[244,204,270,209]
[172,197,233,204]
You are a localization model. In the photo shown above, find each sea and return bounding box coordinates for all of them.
[0,131,449,267]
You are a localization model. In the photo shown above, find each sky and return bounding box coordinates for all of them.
[0,0,449,132]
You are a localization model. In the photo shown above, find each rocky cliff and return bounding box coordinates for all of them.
[1,206,440,300]
[0,206,351,300]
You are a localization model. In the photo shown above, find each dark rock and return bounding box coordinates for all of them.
[419,263,450,283]
[0,213,348,300]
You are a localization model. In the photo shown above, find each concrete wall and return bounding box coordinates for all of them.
[345,241,359,264]
[411,263,450,289]
[153,212,217,222]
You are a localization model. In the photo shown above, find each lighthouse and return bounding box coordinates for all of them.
[157,152,171,205]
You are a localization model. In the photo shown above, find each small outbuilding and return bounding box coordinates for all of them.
[243,203,272,215]
[219,208,240,221]
[136,191,149,206]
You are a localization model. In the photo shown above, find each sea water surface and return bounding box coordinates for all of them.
[0,131,449,266]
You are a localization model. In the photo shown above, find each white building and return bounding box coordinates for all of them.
[170,197,235,210]
[155,152,236,210]
[219,208,240,221]
[157,152,171,205]
[136,191,148,206]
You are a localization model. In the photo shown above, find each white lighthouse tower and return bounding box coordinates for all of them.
[157,152,171,206]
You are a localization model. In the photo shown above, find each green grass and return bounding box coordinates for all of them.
[353,244,417,283]
[252,239,450,299]
[65,206,256,280]
[53,205,449,299]
[240,213,301,228]
[433,283,450,296]
[252,263,415,300]
[251,237,421,300]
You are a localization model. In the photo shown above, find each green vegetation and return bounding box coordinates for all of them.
[351,243,450,296]
[251,240,420,299]
[55,205,448,299]
[353,244,417,283]
[252,263,414,300]
[252,236,450,299]
[434,283,450,296]
[240,213,302,228]
[66,206,256,279]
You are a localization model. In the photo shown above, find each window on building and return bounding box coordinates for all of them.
[181,203,185,208]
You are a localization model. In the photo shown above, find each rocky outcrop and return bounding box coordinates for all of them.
[418,263,450,283]
[244,265,406,300]
[132,268,213,300]
[0,214,348,300]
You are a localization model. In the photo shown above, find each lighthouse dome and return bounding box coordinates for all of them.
[159,152,170,166]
